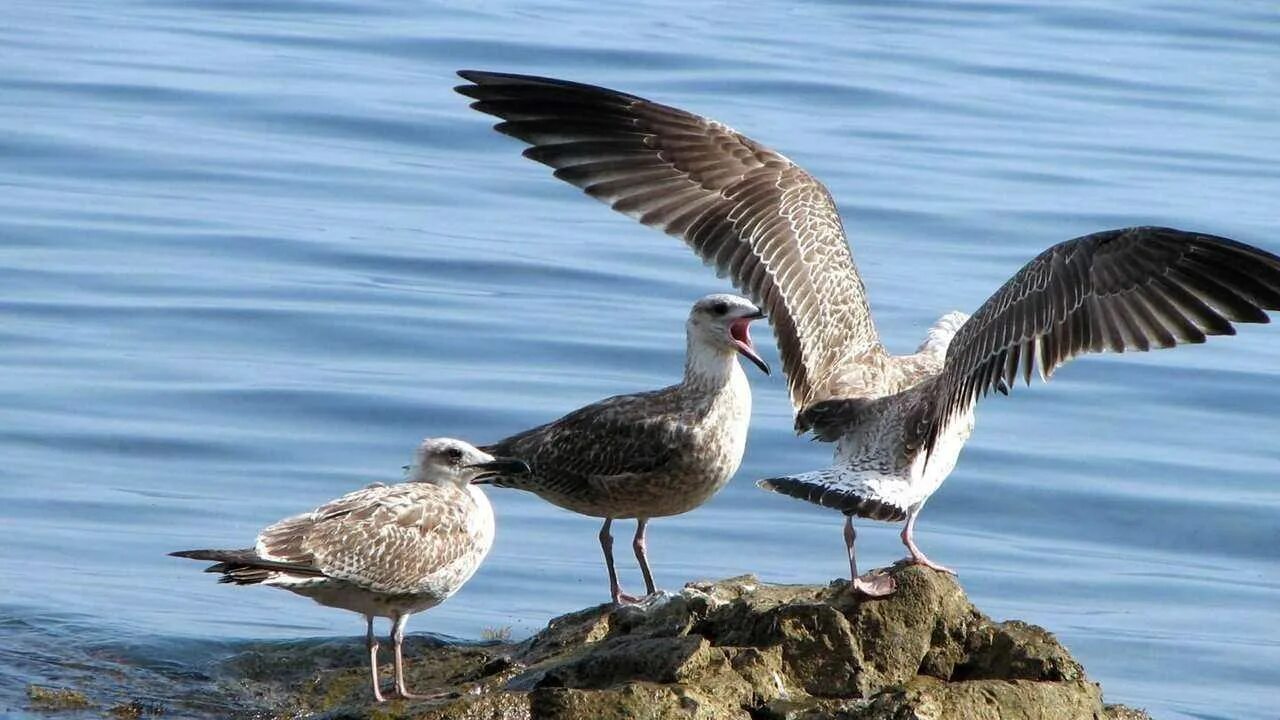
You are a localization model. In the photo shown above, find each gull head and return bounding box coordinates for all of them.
[687,293,769,375]
[408,437,530,487]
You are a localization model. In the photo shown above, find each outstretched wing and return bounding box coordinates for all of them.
[255,485,480,593]
[908,226,1280,459]
[456,70,882,410]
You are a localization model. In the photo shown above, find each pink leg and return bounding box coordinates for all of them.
[844,515,895,597]
[900,506,956,575]
[632,518,657,597]
[391,613,454,701]
[600,518,639,605]
[366,616,386,703]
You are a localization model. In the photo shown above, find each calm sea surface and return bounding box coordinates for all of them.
[2,1,1278,717]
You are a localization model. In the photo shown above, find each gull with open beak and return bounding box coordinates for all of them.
[477,293,768,604]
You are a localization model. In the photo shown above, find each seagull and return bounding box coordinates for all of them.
[478,293,768,605]
[455,70,1280,596]
[170,438,528,701]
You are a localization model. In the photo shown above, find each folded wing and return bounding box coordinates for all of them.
[484,390,690,493]
[254,485,479,592]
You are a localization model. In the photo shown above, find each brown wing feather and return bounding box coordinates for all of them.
[252,489,368,569]
[483,387,694,496]
[908,226,1280,459]
[456,70,883,409]
[255,484,478,593]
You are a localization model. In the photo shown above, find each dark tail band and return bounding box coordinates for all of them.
[757,475,907,522]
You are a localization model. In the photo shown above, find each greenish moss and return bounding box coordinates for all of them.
[317,669,369,711]
[26,684,94,710]
[105,701,163,719]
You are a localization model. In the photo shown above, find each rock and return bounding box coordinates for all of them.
[192,565,1152,719]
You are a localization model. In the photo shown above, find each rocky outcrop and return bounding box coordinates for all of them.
[214,565,1149,720]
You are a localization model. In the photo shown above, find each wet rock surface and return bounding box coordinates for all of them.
[21,566,1152,719]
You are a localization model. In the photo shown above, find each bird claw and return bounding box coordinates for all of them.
[613,593,642,605]
[611,587,643,605]
[852,572,897,597]
[906,553,957,575]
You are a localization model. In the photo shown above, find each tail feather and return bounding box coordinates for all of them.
[170,548,255,563]
[170,548,325,586]
[757,472,907,522]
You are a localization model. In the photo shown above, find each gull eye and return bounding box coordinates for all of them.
[444,447,464,462]
[711,301,728,316]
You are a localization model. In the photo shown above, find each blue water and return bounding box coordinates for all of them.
[2,1,1278,717]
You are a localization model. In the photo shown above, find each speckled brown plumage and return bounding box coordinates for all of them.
[485,380,747,519]
[171,438,519,702]
[174,480,493,612]
[903,228,1280,460]
[480,293,765,603]
[456,70,882,411]
[254,482,491,601]
[458,71,1280,595]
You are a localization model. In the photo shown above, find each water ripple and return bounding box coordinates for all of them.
[1,1,1277,719]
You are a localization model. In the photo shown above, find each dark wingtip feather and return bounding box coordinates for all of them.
[454,70,646,102]
[456,69,536,85]
[457,69,538,84]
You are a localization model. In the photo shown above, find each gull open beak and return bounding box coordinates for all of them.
[466,457,530,483]
[729,310,770,375]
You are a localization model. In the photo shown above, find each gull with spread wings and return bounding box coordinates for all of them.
[456,70,1280,596]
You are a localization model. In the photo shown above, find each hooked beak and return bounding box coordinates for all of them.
[729,310,770,375]
[466,457,530,483]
